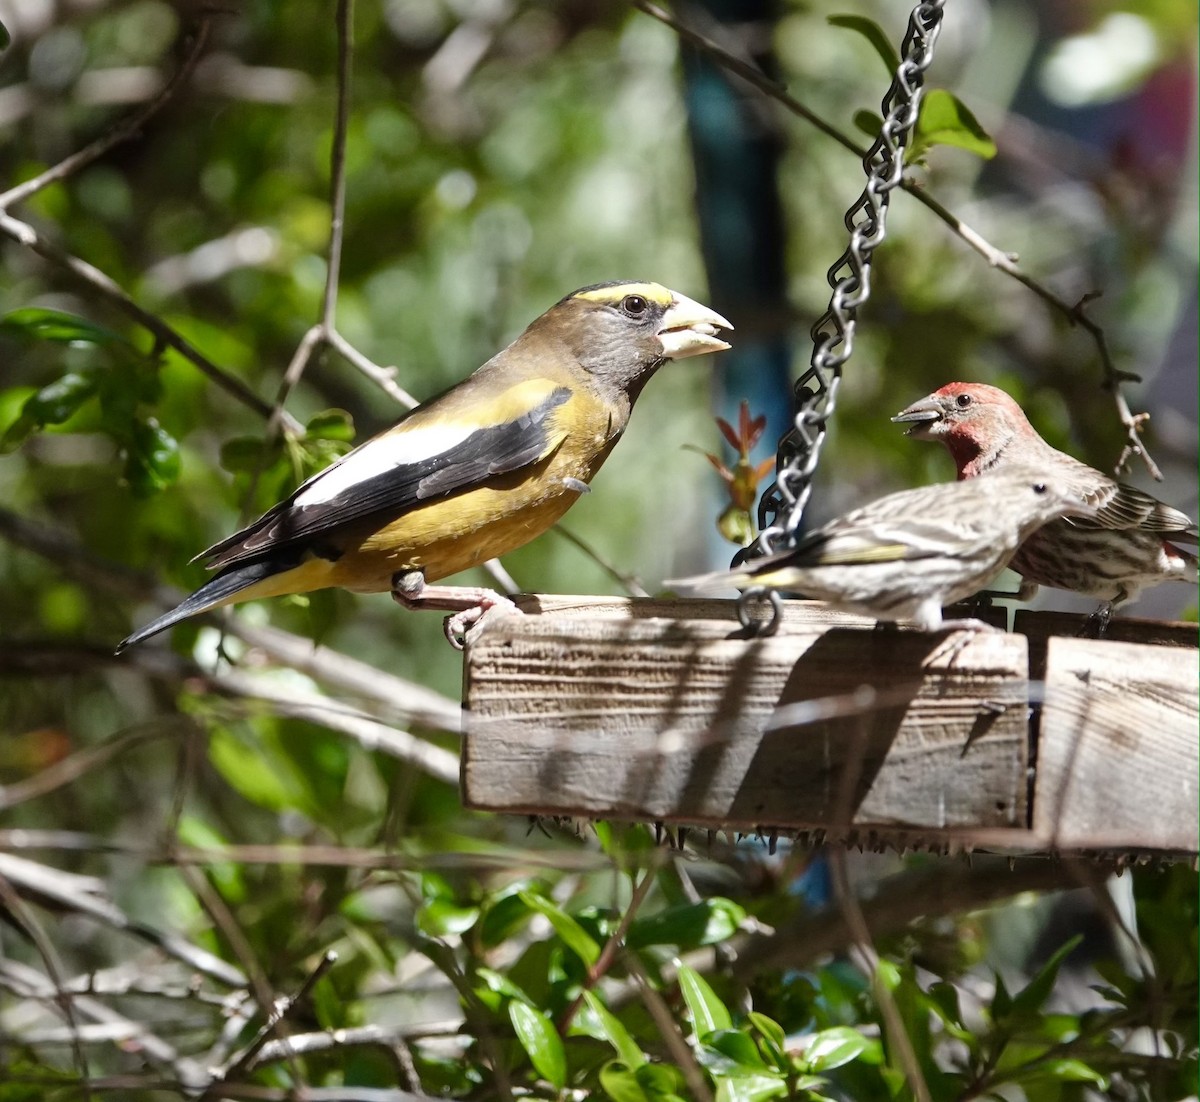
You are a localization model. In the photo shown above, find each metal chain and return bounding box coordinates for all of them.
[736,0,945,630]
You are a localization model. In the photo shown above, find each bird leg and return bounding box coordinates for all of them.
[391,570,521,650]
[1079,600,1115,639]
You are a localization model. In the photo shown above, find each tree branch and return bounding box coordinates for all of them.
[633,0,1161,479]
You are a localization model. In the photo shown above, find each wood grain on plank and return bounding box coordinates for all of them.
[1035,637,1199,853]
[464,614,1028,831]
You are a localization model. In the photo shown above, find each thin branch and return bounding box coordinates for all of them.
[327,327,419,407]
[206,950,338,1095]
[0,507,463,732]
[551,525,651,597]
[0,833,613,874]
[0,211,298,430]
[558,861,660,1034]
[0,16,212,209]
[323,0,353,328]
[829,847,931,1102]
[0,958,210,1088]
[0,877,93,1102]
[633,0,1161,479]
[206,667,461,784]
[625,954,714,1102]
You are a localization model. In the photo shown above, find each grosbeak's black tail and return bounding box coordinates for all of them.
[115,558,287,652]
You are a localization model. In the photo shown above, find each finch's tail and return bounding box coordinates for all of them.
[665,567,757,594]
[116,558,292,652]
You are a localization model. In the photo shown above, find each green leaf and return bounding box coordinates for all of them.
[627,898,746,950]
[124,418,181,495]
[635,1062,688,1099]
[715,1076,789,1102]
[705,1029,773,1072]
[508,1001,566,1089]
[1011,1057,1106,1088]
[677,962,732,1038]
[417,898,480,937]
[1011,936,1082,1019]
[801,1026,870,1072]
[747,1012,788,1071]
[581,990,645,1069]
[474,967,529,1006]
[991,970,1012,1021]
[908,89,997,163]
[853,110,884,139]
[827,14,901,75]
[1,308,130,348]
[306,407,356,441]
[220,435,280,473]
[0,19,9,51]
[22,372,99,426]
[480,886,535,947]
[600,1062,651,1102]
[518,890,601,968]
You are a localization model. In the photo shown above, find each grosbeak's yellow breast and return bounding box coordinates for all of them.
[315,380,624,590]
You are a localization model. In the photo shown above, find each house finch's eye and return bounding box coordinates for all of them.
[955,393,972,409]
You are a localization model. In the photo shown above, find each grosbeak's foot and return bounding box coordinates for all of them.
[391,572,520,648]
[1079,602,1113,638]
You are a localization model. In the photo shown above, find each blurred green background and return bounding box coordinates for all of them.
[0,1,1195,1098]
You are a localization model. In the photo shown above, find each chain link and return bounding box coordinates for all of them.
[745,1,946,601]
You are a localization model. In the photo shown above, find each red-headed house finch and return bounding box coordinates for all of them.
[892,383,1199,619]
[668,470,1095,632]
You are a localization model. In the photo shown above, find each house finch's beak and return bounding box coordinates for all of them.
[891,397,943,434]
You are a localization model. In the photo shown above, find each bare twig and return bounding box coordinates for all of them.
[625,953,714,1102]
[829,847,931,1102]
[558,861,660,1034]
[0,833,613,873]
[551,525,652,597]
[0,877,93,1101]
[205,667,461,784]
[327,328,419,407]
[0,211,297,428]
[0,17,212,209]
[205,950,338,1095]
[323,1,353,329]
[632,1,1160,479]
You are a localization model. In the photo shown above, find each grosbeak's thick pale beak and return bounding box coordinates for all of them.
[656,292,733,359]
[890,396,944,434]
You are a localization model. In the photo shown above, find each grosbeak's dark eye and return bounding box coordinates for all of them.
[621,295,648,316]
[1033,483,1048,495]
[955,393,972,408]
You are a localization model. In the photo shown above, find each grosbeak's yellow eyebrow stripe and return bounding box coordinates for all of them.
[574,282,674,307]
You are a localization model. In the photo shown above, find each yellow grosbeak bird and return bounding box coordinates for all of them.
[118,281,732,650]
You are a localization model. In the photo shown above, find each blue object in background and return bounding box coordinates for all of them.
[680,0,795,475]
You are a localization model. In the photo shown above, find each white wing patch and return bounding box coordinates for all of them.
[295,423,477,506]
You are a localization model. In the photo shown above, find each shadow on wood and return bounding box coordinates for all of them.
[464,612,1028,832]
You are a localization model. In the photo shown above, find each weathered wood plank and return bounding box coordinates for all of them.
[463,614,1029,831]
[1014,609,1198,682]
[1034,637,1199,853]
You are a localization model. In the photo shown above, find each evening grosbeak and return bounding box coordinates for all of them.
[118,281,732,650]
[892,382,1199,620]
[668,471,1094,632]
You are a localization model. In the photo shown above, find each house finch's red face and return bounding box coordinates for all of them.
[893,383,1198,611]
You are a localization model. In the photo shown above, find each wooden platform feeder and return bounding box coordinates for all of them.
[462,595,1199,860]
